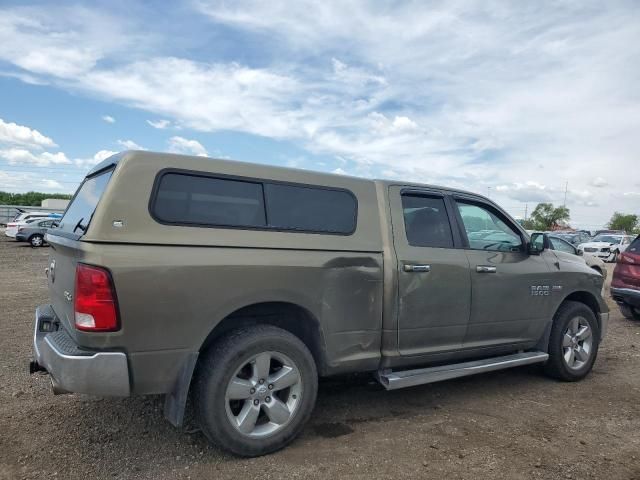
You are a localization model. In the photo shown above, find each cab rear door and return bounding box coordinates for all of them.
[389,186,471,356]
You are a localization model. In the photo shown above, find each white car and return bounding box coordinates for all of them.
[578,234,635,262]
[4,211,53,238]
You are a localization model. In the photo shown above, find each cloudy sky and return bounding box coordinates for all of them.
[0,0,639,229]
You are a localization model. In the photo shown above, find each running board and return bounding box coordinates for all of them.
[377,351,549,390]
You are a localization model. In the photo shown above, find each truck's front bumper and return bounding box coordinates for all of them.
[32,305,130,396]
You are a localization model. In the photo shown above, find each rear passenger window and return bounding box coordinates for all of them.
[401,194,454,248]
[152,172,357,234]
[265,183,356,234]
[154,173,266,227]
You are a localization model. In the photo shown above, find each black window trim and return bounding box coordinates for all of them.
[399,188,463,249]
[451,194,527,253]
[149,167,359,236]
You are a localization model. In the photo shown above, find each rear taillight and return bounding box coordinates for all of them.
[74,264,119,332]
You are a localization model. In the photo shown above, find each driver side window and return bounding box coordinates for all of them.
[456,201,523,252]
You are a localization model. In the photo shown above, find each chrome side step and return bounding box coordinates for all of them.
[377,351,549,390]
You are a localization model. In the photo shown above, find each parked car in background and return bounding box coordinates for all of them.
[548,235,607,278]
[611,235,640,320]
[578,234,634,262]
[5,211,52,237]
[594,229,626,237]
[15,219,59,247]
[552,231,591,247]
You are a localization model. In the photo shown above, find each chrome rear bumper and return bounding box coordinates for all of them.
[32,305,130,396]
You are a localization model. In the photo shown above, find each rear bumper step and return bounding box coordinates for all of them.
[32,304,130,396]
[377,351,549,390]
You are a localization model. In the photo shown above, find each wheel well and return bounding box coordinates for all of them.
[199,302,327,375]
[561,291,601,328]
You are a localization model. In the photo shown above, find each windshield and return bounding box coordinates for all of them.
[592,234,621,244]
[56,169,113,235]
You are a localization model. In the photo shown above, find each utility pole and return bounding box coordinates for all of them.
[563,181,568,207]
[524,204,528,221]
[487,186,491,199]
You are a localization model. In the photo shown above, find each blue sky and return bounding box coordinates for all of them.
[1,0,639,229]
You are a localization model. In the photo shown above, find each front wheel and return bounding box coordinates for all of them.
[194,325,318,457]
[29,234,44,247]
[545,301,600,381]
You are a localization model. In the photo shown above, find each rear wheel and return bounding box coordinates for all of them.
[195,325,318,457]
[29,234,44,247]
[545,301,600,381]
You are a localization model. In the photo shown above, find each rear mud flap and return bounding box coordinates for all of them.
[164,352,199,428]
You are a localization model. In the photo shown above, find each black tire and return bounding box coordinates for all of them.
[619,304,640,321]
[544,301,600,381]
[194,325,318,457]
[29,234,44,247]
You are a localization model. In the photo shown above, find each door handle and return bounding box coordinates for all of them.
[404,264,431,273]
[476,265,497,273]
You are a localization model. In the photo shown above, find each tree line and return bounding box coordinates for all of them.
[520,202,639,234]
[0,191,72,206]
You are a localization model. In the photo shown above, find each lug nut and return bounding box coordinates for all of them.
[250,388,256,394]
[259,379,265,384]
[253,399,259,406]
[268,384,274,390]
[265,396,271,403]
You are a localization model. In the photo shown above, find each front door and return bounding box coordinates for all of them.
[453,198,554,348]
[389,187,471,356]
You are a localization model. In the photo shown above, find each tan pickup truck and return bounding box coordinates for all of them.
[31,151,608,456]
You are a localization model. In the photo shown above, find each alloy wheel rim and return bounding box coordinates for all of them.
[224,351,302,438]
[562,316,593,370]
[32,236,42,246]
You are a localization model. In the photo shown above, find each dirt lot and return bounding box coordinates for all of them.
[1,234,639,480]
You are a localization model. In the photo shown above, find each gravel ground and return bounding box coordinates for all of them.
[1,233,639,480]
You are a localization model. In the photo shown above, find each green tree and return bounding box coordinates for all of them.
[0,191,72,206]
[608,212,639,233]
[529,203,570,231]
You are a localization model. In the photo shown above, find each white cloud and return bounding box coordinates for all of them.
[167,136,208,157]
[623,192,640,197]
[147,119,171,129]
[589,177,608,188]
[74,149,117,167]
[102,115,115,123]
[117,139,145,150]
[0,118,57,149]
[0,148,71,166]
[42,179,63,189]
[0,170,73,193]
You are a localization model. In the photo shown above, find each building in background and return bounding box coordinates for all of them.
[41,198,69,210]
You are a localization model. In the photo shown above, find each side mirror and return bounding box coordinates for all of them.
[528,232,549,255]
